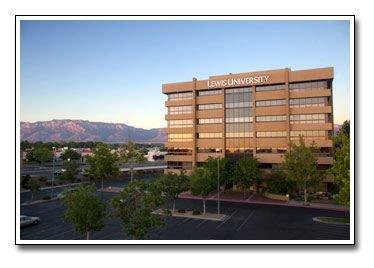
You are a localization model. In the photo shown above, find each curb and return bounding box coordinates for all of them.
[312,217,350,225]
[179,195,349,213]
[21,197,59,206]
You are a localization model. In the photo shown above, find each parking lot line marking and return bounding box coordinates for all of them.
[216,209,238,229]
[196,220,207,229]
[236,210,255,231]
[178,217,192,226]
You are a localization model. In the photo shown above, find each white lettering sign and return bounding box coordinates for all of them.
[207,75,270,88]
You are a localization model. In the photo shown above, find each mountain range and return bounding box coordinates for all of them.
[20,120,166,143]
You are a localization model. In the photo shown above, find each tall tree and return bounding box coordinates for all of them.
[58,159,79,187]
[24,178,41,201]
[119,141,145,182]
[112,180,165,239]
[60,185,107,240]
[26,147,53,165]
[283,136,321,204]
[330,133,350,206]
[156,171,189,212]
[189,168,215,214]
[233,155,260,199]
[204,157,233,191]
[60,148,81,161]
[86,143,119,190]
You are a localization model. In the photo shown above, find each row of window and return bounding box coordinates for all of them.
[289,80,328,90]
[226,107,252,118]
[226,117,253,123]
[225,92,251,103]
[256,84,285,92]
[168,92,193,101]
[225,102,252,108]
[168,119,193,128]
[198,89,222,96]
[198,103,222,110]
[197,132,223,139]
[290,130,326,137]
[168,133,193,142]
[256,99,286,107]
[256,115,287,122]
[256,148,287,153]
[226,132,253,138]
[290,113,326,124]
[225,87,251,94]
[168,105,193,115]
[256,131,287,137]
[289,97,326,107]
[198,118,223,124]
[197,148,223,153]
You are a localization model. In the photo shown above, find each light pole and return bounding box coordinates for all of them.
[51,147,55,197]
[216,149,220,216]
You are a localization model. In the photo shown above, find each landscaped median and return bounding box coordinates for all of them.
[153,208,227,221]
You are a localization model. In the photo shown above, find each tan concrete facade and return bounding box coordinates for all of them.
[163,67,334,174]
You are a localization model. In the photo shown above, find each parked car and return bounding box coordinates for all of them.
[57,188,77,199]
[20,215,40,228]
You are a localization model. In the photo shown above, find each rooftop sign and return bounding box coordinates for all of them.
[207,75,270,88]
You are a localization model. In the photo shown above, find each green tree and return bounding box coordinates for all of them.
[283,136,321,204]
[265,170,296,195]
[119,141,145,182]
[233,155,260,199]
[189,168,215,214]
[60,185,107,240]
[20,140,31,151]
[25,178,41,201]
[26,147,53,165]
[60,148,81,161]
[156,171,189,212]
[86,144,120,190]
[58,159,79,186]
[334,120,350,150]
[112,180,165,239]
[21,174,31,189]
[204,157,233,191]
[330,133,350,206]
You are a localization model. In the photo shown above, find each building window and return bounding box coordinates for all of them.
[167,148,192,155]
[256,84,285,92]
[168,105,193,115]
[226,123,253,138]
[256,131,287,138]
[289,80,328,91]
[168,119,193,128]
[167,133,193,142]
[197,132,222,139]
[168,92,193,101]
[197,148,223,153]
[290,113,327,124]
[289,97,327,108]
[290,130,326,140]
[256,99,286,107]
[198,118,223,124]
[198,89,222,96]
[197,103,222,110]
[256,115,287,122]
[167,161,192,169]
[225,88,251,94]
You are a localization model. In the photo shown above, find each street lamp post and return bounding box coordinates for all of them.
[51,147,55,197]
[216,149,220,216]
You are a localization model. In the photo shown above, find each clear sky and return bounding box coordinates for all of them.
[20,19,350,129]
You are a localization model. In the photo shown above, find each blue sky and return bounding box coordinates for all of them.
[20,20,350,129]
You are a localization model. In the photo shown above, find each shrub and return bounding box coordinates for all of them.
[163,209,172,216]
[177,209,185,213]
[42,195,51,200]
[21,175,31,189]
[192,210,201,215]
[38,176,48,183]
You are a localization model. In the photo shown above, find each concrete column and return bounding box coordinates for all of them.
[252,85,257,157]
[192,78,197,168]
[285,68,291,149]
[222,88,226,158]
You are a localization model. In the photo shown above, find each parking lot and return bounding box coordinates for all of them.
[20,193,350,240]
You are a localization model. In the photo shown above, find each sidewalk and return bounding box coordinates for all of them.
[179,190,349,212]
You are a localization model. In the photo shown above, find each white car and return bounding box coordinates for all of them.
[20,215,40,228]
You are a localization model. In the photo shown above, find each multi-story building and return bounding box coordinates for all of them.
[162,67,334,187]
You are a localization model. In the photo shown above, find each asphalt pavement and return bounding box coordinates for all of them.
[20,193,350,240]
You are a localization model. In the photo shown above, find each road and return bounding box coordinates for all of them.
[20,193,350,240]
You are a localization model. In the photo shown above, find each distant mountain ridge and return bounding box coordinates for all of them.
[20,119,166,143]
